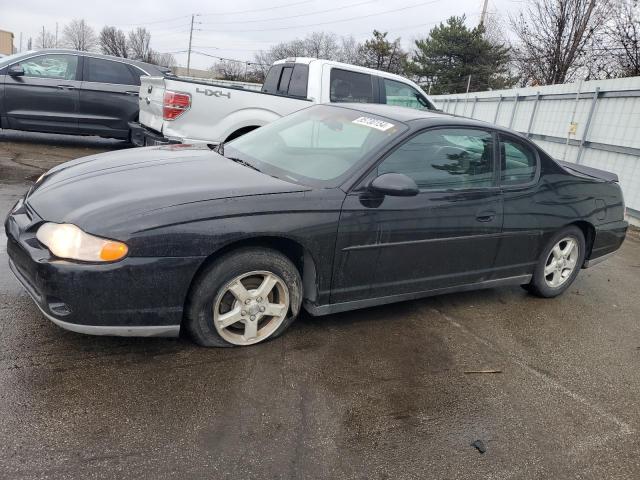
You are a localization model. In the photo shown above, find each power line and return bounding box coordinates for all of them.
[200,0,379,26]
[197,0,446,33]
[199,0,315,16]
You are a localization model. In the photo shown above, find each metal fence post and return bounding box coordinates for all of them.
[527,92,541,138]
[470,96,478,119]
[493,95,503,124]
[453,98,459,115]
[576,87,600,164]
[509,93,519,128]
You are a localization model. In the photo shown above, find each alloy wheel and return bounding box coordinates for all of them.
[213,270,290,346]
[543,237,579,288]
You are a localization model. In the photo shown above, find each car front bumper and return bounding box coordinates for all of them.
[5,202,204,337]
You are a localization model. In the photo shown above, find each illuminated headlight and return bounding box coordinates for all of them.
[36,223,128,262]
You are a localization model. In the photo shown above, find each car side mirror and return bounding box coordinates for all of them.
[369,173,419,197]
[8,65,25,77]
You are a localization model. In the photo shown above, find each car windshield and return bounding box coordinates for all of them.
[223,105,407,187]
[0,51,34,68]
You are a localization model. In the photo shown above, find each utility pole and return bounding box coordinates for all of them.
[479,0,489,27]
[55,22,58,47]
[42,26,45,49]
[19,32,22,52]
[187,14,195,76]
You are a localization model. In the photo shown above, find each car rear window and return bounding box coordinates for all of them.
[262,65,282,94]
[288,64,308,98]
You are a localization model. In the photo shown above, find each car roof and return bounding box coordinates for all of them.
[329,103,528,138]
[12,49,170,74]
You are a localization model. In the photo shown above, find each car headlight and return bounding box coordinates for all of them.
[36,223,128,262]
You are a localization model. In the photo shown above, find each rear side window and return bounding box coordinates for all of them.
[262,65,282,94]
[288,64,308,97]
[500,136,537,185]
[127,65,146,86]
[84,57,136,85]
[330,69,374,103]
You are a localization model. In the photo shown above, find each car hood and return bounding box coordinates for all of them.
[27,144,309,231]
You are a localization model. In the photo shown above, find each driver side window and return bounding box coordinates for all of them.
[378,128,495,190]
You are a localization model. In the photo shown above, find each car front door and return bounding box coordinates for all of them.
[78,56,144,139]
[331,127,503,304]
[4,53,80,134]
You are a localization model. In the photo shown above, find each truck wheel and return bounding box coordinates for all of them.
[186,248,302,347]
[527,226,585,298]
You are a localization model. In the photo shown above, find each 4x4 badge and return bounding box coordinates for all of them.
[196,87,231,99]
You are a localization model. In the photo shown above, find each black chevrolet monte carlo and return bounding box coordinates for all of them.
[5,104,628,347]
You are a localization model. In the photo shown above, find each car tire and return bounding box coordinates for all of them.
[185,247,303,347]
[527,226,586,298]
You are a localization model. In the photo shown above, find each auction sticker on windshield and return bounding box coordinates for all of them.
[352,117,395,131]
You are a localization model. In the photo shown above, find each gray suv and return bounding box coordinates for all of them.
[0,49,171,140]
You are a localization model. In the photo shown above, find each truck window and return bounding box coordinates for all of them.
[278,66,293,94]
[330,69,374,103]
[288,64,308,98]
[262,65,283,94]
[383,78,431,110]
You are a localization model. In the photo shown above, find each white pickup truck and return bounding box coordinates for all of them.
[129,57,436,146]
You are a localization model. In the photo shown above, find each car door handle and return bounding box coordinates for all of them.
[57,85,75,90]
[125,91,138,96]
[476,211,496,222]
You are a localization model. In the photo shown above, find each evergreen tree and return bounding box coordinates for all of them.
[410,16,513,94]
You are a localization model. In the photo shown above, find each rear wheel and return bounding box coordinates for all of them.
[527,226,585,298]
[186,248,302,347]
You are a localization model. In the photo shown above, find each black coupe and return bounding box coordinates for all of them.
[5,104,628,347]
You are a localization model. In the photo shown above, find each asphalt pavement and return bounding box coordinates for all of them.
[1,130,639,479]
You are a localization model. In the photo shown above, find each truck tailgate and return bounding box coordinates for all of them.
[139,77,166,134]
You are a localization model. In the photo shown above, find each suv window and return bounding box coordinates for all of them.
[383,78,430,110]
[378,128,495,190]
[262,65,282,94]
[84,57,136,85]
[500,136,537,185]
[330,69,374,103]
[127,65,146,86]
[17,54,78,80]
[288,64,308,97]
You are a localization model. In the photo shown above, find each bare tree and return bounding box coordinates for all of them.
[337,36,362,64]
[210,59,247,80]
[253,31,362,79]
[36,28,56,49]
[510,0,610,85]
[150,52,176,68]
[128,27,153,63]
[605,0,640,77]
[99,26,128,57]
[62,19,97,51]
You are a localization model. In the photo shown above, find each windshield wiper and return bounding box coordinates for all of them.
[227,156,262,173]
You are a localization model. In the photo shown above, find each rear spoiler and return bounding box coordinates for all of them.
[557,160,619,183]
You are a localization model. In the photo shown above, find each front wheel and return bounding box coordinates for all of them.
[527,226,586,298]
[186,248,302,347]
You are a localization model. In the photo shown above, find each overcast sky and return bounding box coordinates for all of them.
[2,0,521,69]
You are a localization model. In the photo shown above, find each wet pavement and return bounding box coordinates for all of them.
[1,130,639,479]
